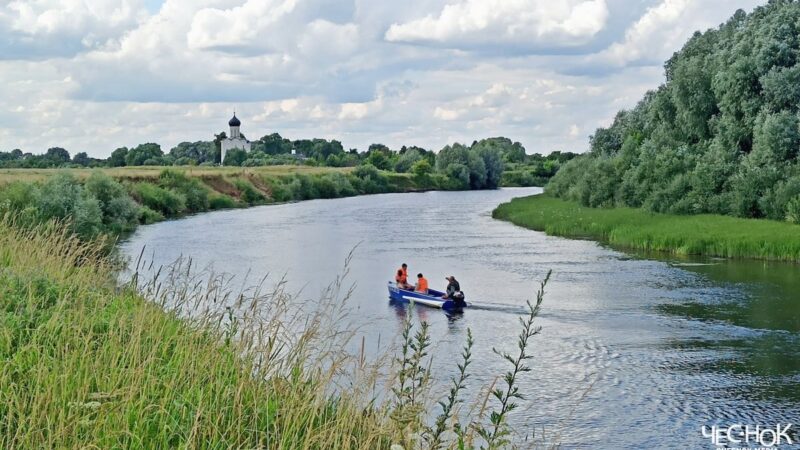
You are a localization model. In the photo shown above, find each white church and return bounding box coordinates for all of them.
[220,113,251,165]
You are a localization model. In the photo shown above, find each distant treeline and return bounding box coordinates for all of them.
[0,136,576,189]
[547,1,800,224]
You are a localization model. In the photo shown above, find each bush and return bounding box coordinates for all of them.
[37,173,103,238]
[231,178,264,204]
[444,163,470,190]
[786,196,800,224]
[223,149,248,166]
[352,164,389,194]
[130,182,186,217]
[173,157,197,166]
[209,195,238,210]
[158,170,210,213]
[137,205,164,225]
[84,171,139,233]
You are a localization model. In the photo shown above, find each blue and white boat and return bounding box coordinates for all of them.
[387,282,467,310]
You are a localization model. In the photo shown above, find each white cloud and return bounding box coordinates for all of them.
[0,0,768,157]
[386,0,609,49]
[0,0,147,57]
[434,106,464,121]
[592,0,764,66]
[186,0,298,52]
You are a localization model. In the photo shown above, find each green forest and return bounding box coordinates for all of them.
[548,0,800,223]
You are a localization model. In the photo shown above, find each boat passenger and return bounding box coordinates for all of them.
[395,269,412,290]
[415,273,429,294]
[400,263,408,280]
[443,276,466,306]
[442,276,459,298]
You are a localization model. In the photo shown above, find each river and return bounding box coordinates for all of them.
[119,187,800,449]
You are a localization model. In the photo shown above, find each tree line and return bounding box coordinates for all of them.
[548,1,800,223]
[0,135,576,190]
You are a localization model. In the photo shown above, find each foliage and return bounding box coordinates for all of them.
[231,178,265,204]
[125,143,164,167]
[157,169,210,212]
[84,172,139,233]
[547,2,800,222]
[129,182,186,217]
[223,148,248,166]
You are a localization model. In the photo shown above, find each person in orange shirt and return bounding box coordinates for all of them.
[395,268,412,290]
[415,273,429,294]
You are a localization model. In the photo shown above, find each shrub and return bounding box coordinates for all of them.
[786,196,800,224]
[231,178,264,204]
[267,179,293,202]
[37,173,103,238]
[84,171,139,233]
[158,170,210,213]
[209,195,238,210]
[138,205,164,224]
[223,149,248,166]
[0,181,39,210]
[444,163,470,190]
[130,182,186,217]
[173,157,197,166]
[0,182,40,225]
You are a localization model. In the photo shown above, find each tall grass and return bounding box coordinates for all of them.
[0,216,555,449]
[493,194,800,261]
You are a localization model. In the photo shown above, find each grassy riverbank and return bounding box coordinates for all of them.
[0,165,453,240]
[0,219,397,448]
[0,215,553,448]
[493,195,800,261]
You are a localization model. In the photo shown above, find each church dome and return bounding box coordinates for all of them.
[228,114,241,127]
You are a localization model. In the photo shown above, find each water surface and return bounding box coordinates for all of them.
[120,188,800,449]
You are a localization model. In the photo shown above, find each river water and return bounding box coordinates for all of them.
[119,188,800,449]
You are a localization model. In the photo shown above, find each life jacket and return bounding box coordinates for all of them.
[396,272,407,284]
[417,277,428,292]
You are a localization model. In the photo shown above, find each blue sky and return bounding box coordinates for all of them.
[143,0,164,13]
[0,0,765,157]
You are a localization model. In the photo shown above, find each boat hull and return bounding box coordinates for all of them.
[387,282,465,310]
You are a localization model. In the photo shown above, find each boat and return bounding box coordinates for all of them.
[387,282,467,310]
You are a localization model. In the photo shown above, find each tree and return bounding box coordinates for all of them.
[45,147,70,164]
[367,151,391,170]
[109,147,129,167]
[545,1,800,220]
[411,159,433,177]
[223,148,248,166]
[125,143,164,166]
[72,152,91,166]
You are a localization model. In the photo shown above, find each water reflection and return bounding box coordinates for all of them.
[120,188,800,449]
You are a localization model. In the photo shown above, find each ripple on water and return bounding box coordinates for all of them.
[119,188,800,449]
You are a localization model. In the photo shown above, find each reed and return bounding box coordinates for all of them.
[493,194,800,262]
[0,216,555,449]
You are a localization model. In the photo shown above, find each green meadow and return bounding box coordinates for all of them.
[493,194,800,262]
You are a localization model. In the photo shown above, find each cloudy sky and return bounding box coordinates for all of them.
[1,0,765,157]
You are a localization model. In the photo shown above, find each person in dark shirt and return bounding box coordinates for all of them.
[443,275,465,306]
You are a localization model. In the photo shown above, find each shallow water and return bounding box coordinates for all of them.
[119,188,800,449]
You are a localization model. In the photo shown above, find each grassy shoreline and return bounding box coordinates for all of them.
[1,211,553,448]
[493,194,800,262]
[0,165,462,240]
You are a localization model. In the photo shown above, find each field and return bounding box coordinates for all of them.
[493,194,800,262]
[0,165,350,185]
